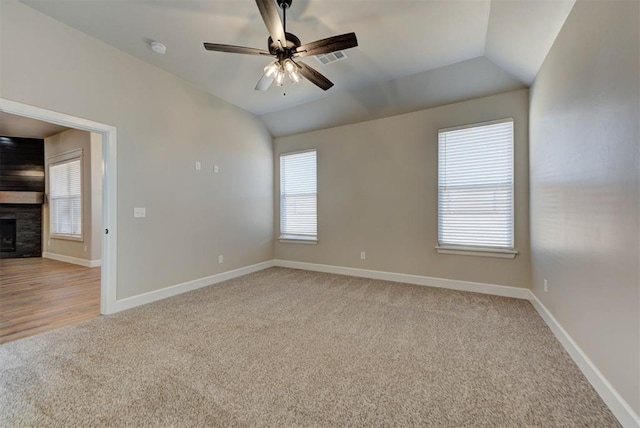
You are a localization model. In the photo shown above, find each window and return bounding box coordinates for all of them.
[49,150,82,240]
[279,150,317,242]
[437,119,516,258]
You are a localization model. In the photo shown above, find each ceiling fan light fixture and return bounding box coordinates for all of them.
[264,61,280,78]
[282,59,300,85]
[275,69,285,87]
[288,70,301,85]
[283,59,295,73]
[265,59,300,87]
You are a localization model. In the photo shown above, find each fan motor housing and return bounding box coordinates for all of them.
[268,32,301,56]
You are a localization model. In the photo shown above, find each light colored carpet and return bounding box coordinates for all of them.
[0,267,619,427]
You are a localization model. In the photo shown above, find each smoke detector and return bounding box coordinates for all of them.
[150,41,167,55]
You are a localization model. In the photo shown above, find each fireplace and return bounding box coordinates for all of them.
[1,219,17,252]
[0,205,42,258]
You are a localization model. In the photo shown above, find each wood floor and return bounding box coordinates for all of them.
[0,257,100,344]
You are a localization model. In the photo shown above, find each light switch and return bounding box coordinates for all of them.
[134,207,146,218]
[214,164,219,173]
[195,161,201,171]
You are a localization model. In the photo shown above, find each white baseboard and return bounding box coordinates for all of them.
[528,291,640,428]
[273,259,530,300]
[43,252,102,268]
[111,260,275,313]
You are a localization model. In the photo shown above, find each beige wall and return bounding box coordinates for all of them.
[530,0,639,415]
[1,1,274,299]
[44,128,101,262]
[275,89,530,288]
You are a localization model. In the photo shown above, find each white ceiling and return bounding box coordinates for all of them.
[19,0,574,135]
[0,112,70,139]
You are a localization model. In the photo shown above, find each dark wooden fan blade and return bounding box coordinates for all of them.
[255,72,274,91]
[297,62,334,91]
[255,0,286,48]
[294,32,358,58]
[203,43,271,56]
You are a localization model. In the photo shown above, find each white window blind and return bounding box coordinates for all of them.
[50,158,82,238]
[280,150,317,240]
[438,119,514,250]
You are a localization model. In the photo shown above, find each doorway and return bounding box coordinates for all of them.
[0,98,118,319]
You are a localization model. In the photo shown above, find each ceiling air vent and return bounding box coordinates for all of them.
[315,51,348,66]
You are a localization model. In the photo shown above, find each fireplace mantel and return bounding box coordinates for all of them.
[0,191,44,204]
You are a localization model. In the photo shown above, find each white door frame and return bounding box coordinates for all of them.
[0,98,118,314]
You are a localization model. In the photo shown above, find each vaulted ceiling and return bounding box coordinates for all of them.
[19,0,575,136]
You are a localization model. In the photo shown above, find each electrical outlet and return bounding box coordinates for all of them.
[134,207,146,218]
[360,251,366,260]
[218,255,224,264]
[544,279,548,292]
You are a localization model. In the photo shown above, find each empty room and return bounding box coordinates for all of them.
[0,0,638,426]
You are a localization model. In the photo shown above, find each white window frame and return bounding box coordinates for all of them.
[436,118,518,259]
[48,148,83,241]
[279,149,318,244]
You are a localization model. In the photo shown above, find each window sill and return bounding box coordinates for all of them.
[51,234,83,242]
[278,235,318,245]
[436,245,518,259]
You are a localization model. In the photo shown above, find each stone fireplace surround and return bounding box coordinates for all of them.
[0,136,45,259]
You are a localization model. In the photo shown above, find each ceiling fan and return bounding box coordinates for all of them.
[203,0,358,91]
